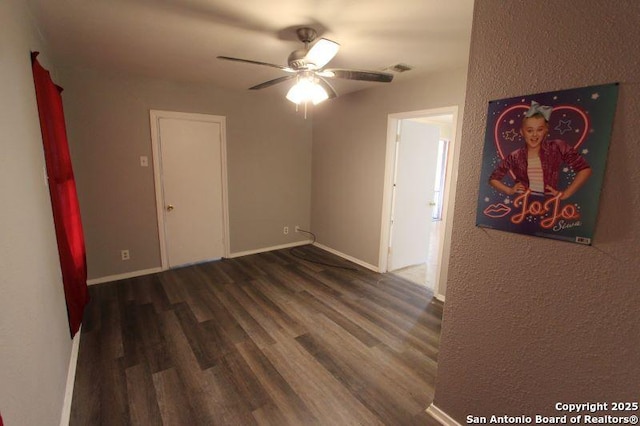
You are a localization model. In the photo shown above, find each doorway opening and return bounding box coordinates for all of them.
[378,107,460,301]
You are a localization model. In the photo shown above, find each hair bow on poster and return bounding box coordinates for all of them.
[524,100,553,121]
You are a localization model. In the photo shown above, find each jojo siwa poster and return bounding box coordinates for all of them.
[476,83,618,245]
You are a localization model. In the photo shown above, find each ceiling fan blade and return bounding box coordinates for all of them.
[316,77,338,99]
[249,75,296,90]
[217,56,295,73]
[304,38,340,69]
[320,68,394,83]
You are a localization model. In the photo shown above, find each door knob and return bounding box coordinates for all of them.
[166,204,174,211]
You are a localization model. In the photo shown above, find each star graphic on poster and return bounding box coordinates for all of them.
[504,128,518,141]
[509,119,514,125]
[563,167,569,173]
[484,197,490,202]
[504,198,511,205]
[591,93,600,100]
[582,148,589,154]
[555,120,573,134]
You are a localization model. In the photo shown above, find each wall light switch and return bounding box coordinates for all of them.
[140,156,149,167]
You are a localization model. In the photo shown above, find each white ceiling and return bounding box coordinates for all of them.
[27,0,474,97]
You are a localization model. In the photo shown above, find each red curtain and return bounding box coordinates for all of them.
[31,52,89,337]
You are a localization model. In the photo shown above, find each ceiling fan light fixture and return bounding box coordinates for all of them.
[310,83,329,105]
[286,78,329,105]
[217,26,393,111]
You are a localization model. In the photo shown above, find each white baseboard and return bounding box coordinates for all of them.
[312,242,379,272]
[87,267,163,285]
[86,241,376,284]
[228,240,312,258]
[426,403,462,426]
[59,327,82,426]
[87,242,314,284]
[435,294,446,303]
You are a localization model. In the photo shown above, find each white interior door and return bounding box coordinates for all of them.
[388,120,440,271]
[152,112,227,269]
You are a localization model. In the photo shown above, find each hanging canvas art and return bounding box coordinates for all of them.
[475,83,618,245]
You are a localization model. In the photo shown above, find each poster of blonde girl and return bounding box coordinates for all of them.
[476,83,618,244]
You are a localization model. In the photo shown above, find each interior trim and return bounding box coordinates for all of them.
[227,240,312,258]
[312,242,379,272]
[426,403,462,426]
[59,327,82,426]
[87,267,163,285]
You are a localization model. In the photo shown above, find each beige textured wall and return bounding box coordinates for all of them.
[0,1,74,424]
[434,0,640,421]
[311,69,468,269]
[59,67,312,279]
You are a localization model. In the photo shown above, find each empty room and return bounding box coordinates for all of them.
[1,1,638,425]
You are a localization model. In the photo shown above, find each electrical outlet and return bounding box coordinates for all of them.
[283,226,289,235]
[121,249,130,261]
[295,225,300,233]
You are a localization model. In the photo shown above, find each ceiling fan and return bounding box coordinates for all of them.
[217,27,394,105]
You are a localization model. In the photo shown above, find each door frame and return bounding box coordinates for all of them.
[149,109,230,270]
[378,106,460,301]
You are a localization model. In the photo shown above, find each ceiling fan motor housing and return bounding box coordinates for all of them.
[296,27,318,44]
[288,49,310,70]
[288,27,320,69]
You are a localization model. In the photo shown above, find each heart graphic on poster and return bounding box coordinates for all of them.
[493,104,590,166]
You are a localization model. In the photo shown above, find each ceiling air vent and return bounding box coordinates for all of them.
[386,63,413,73]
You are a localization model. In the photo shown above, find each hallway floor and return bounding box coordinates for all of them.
[391,221,442,291]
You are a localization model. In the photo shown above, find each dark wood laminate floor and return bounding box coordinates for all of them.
[71,246,443,426]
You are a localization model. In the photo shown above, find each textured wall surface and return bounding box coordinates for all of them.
[434,1,640,421]
[0,1,74,424]
[59,67,312,279]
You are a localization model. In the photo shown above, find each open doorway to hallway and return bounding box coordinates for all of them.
[391,218,444,291]
[379,107,459,300]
